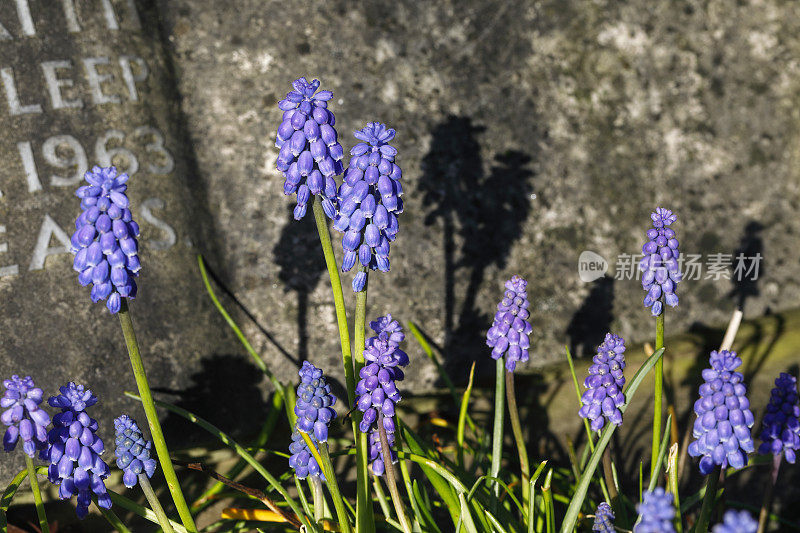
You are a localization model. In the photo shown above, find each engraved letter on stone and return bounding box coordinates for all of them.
[29,214,71,271]
[83,57,121,105]
[41,60,83,109]
[1,68,43,115]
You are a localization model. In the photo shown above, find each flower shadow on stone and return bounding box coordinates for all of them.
[274,205,327,363]
[728,221,764,312]
[419,115,535,383]
[566,276,615,359]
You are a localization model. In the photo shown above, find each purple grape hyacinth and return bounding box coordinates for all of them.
[71,166,141,314]
[114,415,157,489]
[634,488,675,533]
[712,509,757,533]
[40,383,111,519]
[592,502,615,532]
[275,77,344,220]
[688,350,755,475]
[486,275,533,372]
[355,315,409,475]
[757,372,800,463]
[1,375,50,457]
[288,362,337,480]
[333,122,403,292]
[639,207,681,317]
[579,333,626,432]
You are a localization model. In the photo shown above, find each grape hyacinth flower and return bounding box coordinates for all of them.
[486,275,533,372]
[40,383,111,519]
[355,315,409,475]
[757,372,800,463]
[688,350,755,475]
[71,166,140,314]
[634,488,676,533]
[579,333,627,432]
[1,375,50,457]
[333,122,403,292]
[288,362,337,480]
[639,207,681,316]
[712,509,758,533]
[114,415,157,488]
[275,77,344,220]
[592,502,615,532]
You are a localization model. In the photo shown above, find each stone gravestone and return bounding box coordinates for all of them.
[0,1,246,482]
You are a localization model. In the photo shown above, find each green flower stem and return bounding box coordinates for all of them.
[299,432,352,533]
[139,474,176,533]
[378,413,412,533]
[117,299,197,533]
[320,444,353,533]
[695,466,721,533]
[505,369,530,513]
[353,267,375,533]
[652,312,665,477]
[312,197,356,404]
[756,454,781,533]
[24,455,49,533]
[490,357,505,512]
[312,476,324,524]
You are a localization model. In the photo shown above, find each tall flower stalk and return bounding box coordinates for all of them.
[487,275,533,508]
[355,315,410,532]
[69,166,195,532]
[640,208,681,475]
[117,301,196,531]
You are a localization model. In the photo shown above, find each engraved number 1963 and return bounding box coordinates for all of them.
[9,126,174,196]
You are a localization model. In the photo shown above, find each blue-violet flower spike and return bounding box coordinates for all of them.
[687,350,755,475]
[40,382,111,519]
[1,375,50,457]
[639,207,681,316]
[288,362,337,480]
[334,122,403,292]
[757,372,800,463]
[579,333,626,432]
[712,509,757,533]
[592,502,615,532]
[355,314,409,475]
[275,77,343,220]
[486,275,533,372]
[114,415,157,489]
[71,166,140,314]
[634,488,675,533]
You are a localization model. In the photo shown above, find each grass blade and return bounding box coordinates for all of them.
[457,362,476,467]
[648,413,673,492]
[0,468,29,530]
[458,493,479,533]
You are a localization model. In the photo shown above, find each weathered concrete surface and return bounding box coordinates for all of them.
[0,1,243,485]
[157,0,800,393]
